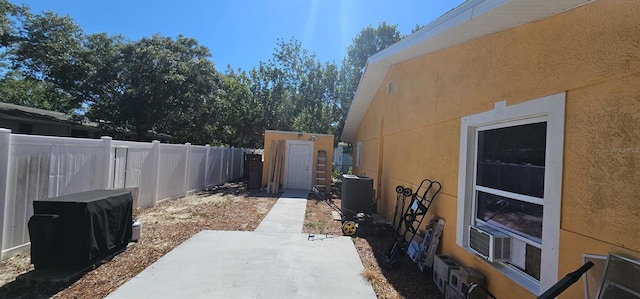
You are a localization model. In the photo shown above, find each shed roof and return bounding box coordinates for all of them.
[341,0,590,142]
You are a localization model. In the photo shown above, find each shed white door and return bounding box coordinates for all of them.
[284,140,313,190]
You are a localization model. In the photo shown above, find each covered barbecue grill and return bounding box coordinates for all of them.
[28,189,133,269]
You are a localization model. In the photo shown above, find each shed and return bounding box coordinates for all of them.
[262,130,334,192]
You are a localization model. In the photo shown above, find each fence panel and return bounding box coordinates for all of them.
[232,148,244,180]
[187,145,207,192]
[220,148,230,183]
[52,142,105,197]
[1,131,254,259]
[111,140,156,208]
[3,135,104,257]
[156,144,188,201]
[207,147,224,186]
[3,139,49,256]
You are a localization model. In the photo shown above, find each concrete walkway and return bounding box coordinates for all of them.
[107,190,376,299]
[255,190,308,233]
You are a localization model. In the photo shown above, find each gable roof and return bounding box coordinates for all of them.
[341,0,591,142]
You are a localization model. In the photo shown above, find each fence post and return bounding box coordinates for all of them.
[240,148,245,178]
[230,147,235,180]
[204,144,210,188]
[101,136,113,189]
[183,143,191,196]
[0,129,12,257]
[151,140,160,205]
[219,147,226,184]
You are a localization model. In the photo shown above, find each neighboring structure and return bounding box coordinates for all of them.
[333,143,352,174]
[0,102,171,141]
[0,102,100,138]
[341,0,639,298]
[262,130,334,191]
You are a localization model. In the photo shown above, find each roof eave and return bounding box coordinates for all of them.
[341,0,591,142]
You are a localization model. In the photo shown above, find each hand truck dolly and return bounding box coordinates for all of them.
[385,178,441,268]
[392,185,413,239]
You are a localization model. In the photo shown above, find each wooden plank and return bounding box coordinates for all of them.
[266,139,275,193]
[277,140,285,193]
[274,140,282,194]
[272,141,278,194]
[273,140,283,194]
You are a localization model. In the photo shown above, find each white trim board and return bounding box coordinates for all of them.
[456,92,566,295]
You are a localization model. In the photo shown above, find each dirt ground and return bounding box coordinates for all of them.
[0,181,443,299]
[0,182,278,299]
[304,189,444,299]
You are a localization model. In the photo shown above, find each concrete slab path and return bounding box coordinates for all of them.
[106,189,376,299]
[255,190,309,233]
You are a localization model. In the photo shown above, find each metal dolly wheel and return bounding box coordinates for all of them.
[385,178,441,268]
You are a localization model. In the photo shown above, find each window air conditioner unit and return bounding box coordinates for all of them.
[469,225,512,262]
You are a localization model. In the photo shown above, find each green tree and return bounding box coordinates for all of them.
[410,24,424,35]
[0,71,73,109]
[217,68,263,148]
[1,2,71,110]
[254,38,340,136]
[11,10,88,111]
[0,0,21,47]
[80,33,126,108]
[88,34,220,142]
[247,60,288,134]
[336,22,401,139]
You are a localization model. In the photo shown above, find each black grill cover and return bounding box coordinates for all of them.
[29,189,133,269]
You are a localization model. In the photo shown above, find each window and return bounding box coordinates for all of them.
[475,121,545,280]
[356,141,362,168]
[456,93,565,295]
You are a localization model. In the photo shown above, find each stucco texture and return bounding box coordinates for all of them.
[350,0,640,298]
[261,130,334,191]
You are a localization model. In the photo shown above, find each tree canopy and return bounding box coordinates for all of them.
[0,1,405,148]
[87,34,221,143]
[335,22,401,138]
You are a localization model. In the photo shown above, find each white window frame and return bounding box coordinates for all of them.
[356,141,362,168]
[456,93,565,295]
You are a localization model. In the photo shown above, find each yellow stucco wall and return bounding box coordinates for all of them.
[351,0,640,297]
[262,130,334,191]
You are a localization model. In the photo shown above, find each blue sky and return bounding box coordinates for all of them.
[17,0,465,72]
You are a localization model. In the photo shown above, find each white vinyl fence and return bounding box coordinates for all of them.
[0,128,251,259]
